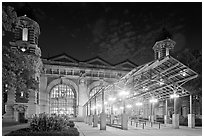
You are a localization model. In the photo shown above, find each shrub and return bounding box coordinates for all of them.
[6,113,80,136]
[5,127,80,136]
[67,120,75,128]
[30,113,70,132]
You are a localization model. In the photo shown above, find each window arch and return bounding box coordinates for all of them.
[90,86,102,97]
[50,84,76,116]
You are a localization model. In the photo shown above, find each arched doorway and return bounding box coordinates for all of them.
[50,84,77,117]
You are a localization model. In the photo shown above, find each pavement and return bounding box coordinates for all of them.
[75,121,202,136]
[2,121,202,136]
[2,123,29,136]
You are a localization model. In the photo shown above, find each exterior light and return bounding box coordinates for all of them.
[149,98,158,103]
[91,106,96,110]
[126,105,132,108]
[170,93,179,99]
[113,108,118,111]
[118,90,129,97]
[180,69,188,77]
[143,87,148,91]
[159,79,165,85]
[108,97,116,101]
[96,104,101,108]
[136,102,143,106]
[20,91,24,97]
[21,47,26,52]
[104,101,108,105]
[120,107,124,110]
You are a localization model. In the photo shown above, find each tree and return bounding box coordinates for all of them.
[2,5,43,114]
[176,49,202,95]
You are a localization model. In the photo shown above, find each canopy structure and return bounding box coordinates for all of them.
[85,55,198,105]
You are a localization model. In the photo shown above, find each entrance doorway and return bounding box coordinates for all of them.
[18,112,25,123]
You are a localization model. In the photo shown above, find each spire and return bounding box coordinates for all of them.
[155,27,173,43]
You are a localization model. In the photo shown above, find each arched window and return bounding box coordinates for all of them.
[90,86,101,97]
[50,84,76,116]
[22,28,28,41]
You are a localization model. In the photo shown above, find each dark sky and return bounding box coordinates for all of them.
[4,2,202,65]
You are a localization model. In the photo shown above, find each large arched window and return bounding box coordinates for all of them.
[50,84,76,116]
[90,86,101,97]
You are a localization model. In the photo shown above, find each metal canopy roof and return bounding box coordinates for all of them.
[111,55,198,102]
[84,55,198,106]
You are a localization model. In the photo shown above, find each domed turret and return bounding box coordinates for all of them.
[10,15,41,57]
[153,28,175,60]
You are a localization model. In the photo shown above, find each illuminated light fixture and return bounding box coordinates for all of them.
[170,93,179,99]
[91,106,96,110]
[120,107,124,110]
[149,98,158,103]
[113,108,118,111]
[126,105,132,108]
[180,69,188,77]
[108,97,116,101]
[20,91,24,97]
[104,101,108,105]
[118,90,129,97]
[136,102,143,106]
[143,87,148,91]
[21,47,26,52]
[159,79,165,85]
[96,104,101,108]
[159,81,165,85]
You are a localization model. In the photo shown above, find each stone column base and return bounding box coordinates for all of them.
[188,114,195,128]
[121,113,128,130]
[93,114,99,127]
[172,114,179,129]
[164,115,170,124]
[100,113,106,130]
[88,115,93,125]
[148,115,151,121]
[150,115,155,122]
[110,114,114,125]
[3,104,15,122]
[85,116,88,124]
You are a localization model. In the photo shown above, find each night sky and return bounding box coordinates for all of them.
[4,2,202,65]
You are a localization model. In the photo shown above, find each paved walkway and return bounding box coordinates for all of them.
[2,122,202,136]
[75,122,202,136]
[2,123,29,136]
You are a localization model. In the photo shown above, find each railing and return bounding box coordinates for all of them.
[44,68,125,79]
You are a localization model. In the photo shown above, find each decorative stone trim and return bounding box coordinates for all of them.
[13,104,28,112]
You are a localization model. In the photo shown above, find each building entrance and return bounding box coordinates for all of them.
[18,112,25,123]
[50,84,77,117]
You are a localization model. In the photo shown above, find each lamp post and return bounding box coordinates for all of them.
[149,98,158,123]
[164,99,169,125]
[136,102,143,118]
[93,97,98,127]
[100,88,106,130]
[170,92,179,129]
[118,90,129,130]
[188,94,195,128]
[88,100,93,125]
[108,97,116,125]
[86,103,89,124]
